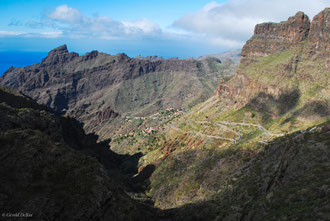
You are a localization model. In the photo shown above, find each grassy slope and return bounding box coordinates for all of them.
[241,41,329,131]
[88,59,236,140]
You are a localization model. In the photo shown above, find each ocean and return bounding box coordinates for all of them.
[0,51,48,76]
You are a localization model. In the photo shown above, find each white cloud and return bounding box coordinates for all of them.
[122,19,161,35]
[48,5,83,23]
[209,36,245,48]
[5,2,327,53]
[0,31,26,37]
[0,30,63,39]
[45,5,161,39]
[39,31,63,38]
[173,0,329,48]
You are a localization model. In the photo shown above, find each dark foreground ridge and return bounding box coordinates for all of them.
[0,86,164,220]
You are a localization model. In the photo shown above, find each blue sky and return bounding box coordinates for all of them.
[1,0,215,32]
[0,0,328,59]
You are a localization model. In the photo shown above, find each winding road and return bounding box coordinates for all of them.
[170,119,283,144]
[216,121,283,137]
[170,124,235,142]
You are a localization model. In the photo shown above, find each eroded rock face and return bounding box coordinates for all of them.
[96,106,120,124]
[310,8,330,46]
[217,74,282,107]
[241,12,311,64]
[309,8,330,67]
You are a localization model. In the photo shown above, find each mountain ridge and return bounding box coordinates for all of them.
[0,45,237,140]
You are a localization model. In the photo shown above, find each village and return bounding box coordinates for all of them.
[115,107,186,138]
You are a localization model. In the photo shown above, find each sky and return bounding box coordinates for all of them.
[0,0,328,60]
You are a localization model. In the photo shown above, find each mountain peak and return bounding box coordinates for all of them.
[253,11,310,39]
[41,44,78,66]
[48,44,69,56]
[291,11,308,20]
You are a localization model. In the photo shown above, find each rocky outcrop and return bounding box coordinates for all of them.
[96,106,120,124]
[41,44,79,66]
[241,12,310,64]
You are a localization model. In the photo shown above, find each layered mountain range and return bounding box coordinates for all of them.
[0,8,329,221]
[0,47,236,139]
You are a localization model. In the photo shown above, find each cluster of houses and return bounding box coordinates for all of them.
[117,107,187,139]
[117,126,161,138]
[143,127,160,134]
[122,107,186,122]
[118,132,135,138]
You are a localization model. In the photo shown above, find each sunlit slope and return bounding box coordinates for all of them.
[111,9,330,212]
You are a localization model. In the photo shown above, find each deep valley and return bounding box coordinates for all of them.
[0,7,329,221]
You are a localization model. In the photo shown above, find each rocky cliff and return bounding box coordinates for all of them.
[241,8,329,66]
[240,12,310,64]
[0,46,235,139]
[217,8,329,123]
[309,8,330,66]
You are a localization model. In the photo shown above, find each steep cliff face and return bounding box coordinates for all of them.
[241,12,310,64]
[240,8,329,70]
[0,45,234,138]
[217,8,329,121]
[309,8,330,67]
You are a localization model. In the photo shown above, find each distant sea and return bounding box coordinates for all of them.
[0,51,48,76]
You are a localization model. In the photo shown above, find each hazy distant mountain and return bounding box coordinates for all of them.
[198,49,241,64]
